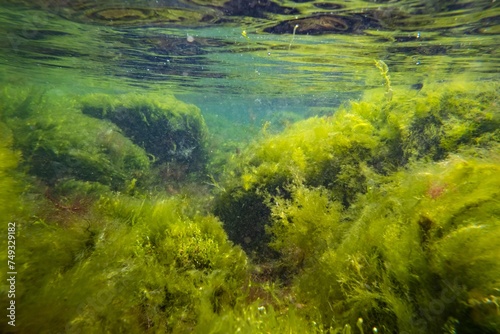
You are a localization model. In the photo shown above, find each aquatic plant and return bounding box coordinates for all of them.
[215,81,500,255]
[374,59,393,100]
[281,153,500,333]
[6,194,252,333]
[0,127,24,320]
[0,124,22,222]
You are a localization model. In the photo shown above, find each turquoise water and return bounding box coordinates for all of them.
[1,0,498,129]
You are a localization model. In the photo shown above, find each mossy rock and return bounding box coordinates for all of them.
[214,82,500,255]
[214,187,273,256]
[16,112,149,189]
[79,93,209,173]
[1,88,150,190]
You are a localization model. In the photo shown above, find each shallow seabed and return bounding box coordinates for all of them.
[0,1,499,333]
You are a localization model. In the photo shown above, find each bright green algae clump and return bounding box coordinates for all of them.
[215,82,499,253]
[0,81,498,333]
[12,196,249,333]
[215,82,500,332]
[268,155,500,333]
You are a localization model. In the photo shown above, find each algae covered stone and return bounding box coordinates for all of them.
[1,88,151,190]
[80,92,208,172]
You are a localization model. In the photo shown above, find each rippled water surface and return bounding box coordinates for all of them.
[1,0,498,125]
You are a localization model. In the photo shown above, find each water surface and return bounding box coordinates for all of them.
[1,0,498,129]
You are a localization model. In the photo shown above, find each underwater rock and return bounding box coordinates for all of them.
[221,0,299,18]
[80,92,208,174]
[264,14,381,35]
[0,88,150,190]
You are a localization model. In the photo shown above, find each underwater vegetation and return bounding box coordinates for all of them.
[215,81,499,253]
[215,81,500,332]
[0,87,150,191]
[0,80,499,333]
[0,124,22,224]
[268,154,500,333]
[0,187,246,332]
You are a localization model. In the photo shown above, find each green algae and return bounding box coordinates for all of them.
[4,193,250,333]
[214,81,500,332]
[0,80,499,333]
[215,82,499,252]
[271,154,500,332]
[0,87,212,194]
[0,124,22,223]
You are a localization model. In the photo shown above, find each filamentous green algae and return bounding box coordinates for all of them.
[215,81,500,333]
[0,80,498,333]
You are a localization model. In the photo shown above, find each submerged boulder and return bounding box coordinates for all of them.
[1,88,150,190]
[80,93,208,173]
